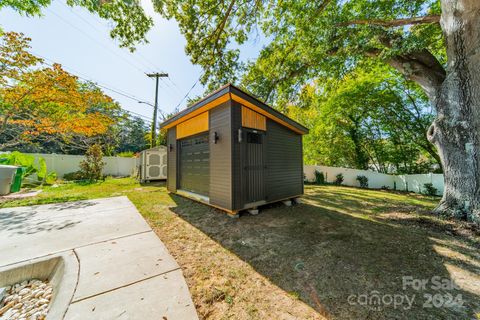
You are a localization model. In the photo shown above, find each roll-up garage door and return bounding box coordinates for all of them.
[179,133,210,196]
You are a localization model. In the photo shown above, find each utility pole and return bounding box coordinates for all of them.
[146,72,168,147]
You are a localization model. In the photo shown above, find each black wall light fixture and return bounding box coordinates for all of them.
[169,144,173,151]
[213,131,220,144]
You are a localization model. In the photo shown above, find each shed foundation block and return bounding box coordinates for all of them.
[293,197,302,204]
[282,200,292,207]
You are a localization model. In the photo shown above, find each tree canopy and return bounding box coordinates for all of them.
[152,0,445,99]
[0,32,149,154]
[1,0,152,50]
[289,63,439,173]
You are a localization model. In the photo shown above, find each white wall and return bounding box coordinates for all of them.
[28,153,138,178]
[304,165,444,195]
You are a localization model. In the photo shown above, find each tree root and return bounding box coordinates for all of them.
[432,198,468,221]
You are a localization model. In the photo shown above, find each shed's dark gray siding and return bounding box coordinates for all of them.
[231,102,303,210]
[167,127,177,192]
[231,102,243,211]
[162,88,306,213]
[209,101,233,210]
[265,119,303,201]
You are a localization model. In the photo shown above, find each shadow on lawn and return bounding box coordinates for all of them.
[169,191,480,320]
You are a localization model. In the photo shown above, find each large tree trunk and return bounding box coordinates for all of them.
[387,0,480,223]
[428,0,480,222]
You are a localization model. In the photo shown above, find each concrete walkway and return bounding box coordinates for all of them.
[0,196,198,319]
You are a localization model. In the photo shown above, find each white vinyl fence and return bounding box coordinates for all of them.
[8,152,445,194]
[304,165,444,196]
[28,153,138,178]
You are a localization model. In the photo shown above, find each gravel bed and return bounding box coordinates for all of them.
[0,279,52,320]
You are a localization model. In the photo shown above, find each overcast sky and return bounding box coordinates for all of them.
[0,0,263,125]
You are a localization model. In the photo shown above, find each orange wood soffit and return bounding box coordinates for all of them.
[176,111,209,139]
[231,94,305,134]
[162,93,230,130]
[163,91,305,134]
[242,106,266,131]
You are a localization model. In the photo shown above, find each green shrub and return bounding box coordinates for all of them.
[423,183,438,196]
[334,173,344,185]
[63,171,85,181]
[356,175,368,188]
[117,151,135,158]
[79,144,105,182]
[303,173,308,184]
[314,170,325,185]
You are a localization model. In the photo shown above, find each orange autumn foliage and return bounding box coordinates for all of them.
[0,32,120,147]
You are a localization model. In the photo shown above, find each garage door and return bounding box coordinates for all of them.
[179,133,210,196]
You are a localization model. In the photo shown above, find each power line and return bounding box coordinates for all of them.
[57,2,182,103]
[59,1,161,78]
[47,7,148,75]
[33,52,153,107]
[60,2,105,35]
[32,55,157,123]
[136,50,162,71]
[124,109,153,122]
[165,77,185,97]
[174,75,202,111]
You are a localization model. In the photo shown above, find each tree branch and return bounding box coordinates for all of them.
[316,0,332,14]
[339,15,440,27]
[193,0,236,64]
[212,0,236,48]
[386,49,446,102]
[363,45,446,102]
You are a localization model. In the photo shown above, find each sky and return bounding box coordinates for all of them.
[0,0,264,126]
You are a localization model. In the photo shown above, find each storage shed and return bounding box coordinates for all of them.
[138,146,167,182]
[160,84,308,215]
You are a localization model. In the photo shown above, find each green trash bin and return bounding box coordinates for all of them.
[10,167,25,193]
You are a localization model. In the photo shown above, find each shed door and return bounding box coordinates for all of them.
[145,150,167,179]
[179,133,210,196]
[242,129,266,204]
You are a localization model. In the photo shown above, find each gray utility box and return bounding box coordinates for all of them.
[0,165,18,195]
[139,146,167,183]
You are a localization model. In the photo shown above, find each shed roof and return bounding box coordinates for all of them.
[159,84,309,135]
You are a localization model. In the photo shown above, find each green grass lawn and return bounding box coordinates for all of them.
[1,178,479,319]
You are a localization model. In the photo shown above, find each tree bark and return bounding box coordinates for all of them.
[385,0,480,223]
[347,117,370,170]
[340,15,440,27]
[428,0,480,222]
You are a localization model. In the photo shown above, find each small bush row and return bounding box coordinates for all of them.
[307,170,369,188]
[305,170,439,196]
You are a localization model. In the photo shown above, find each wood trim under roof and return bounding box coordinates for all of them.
[176,111,209,139]
[161,93,230,131]
[160,84,308,135]
[242,106,266,131]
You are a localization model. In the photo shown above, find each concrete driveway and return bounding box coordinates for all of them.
[0,196,198,319]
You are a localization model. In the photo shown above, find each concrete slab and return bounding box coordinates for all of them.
[0,197,151,266]
[65,270,197,320]
[0,197,198,319]
[73,231,179,301]
[0,196,135,223]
